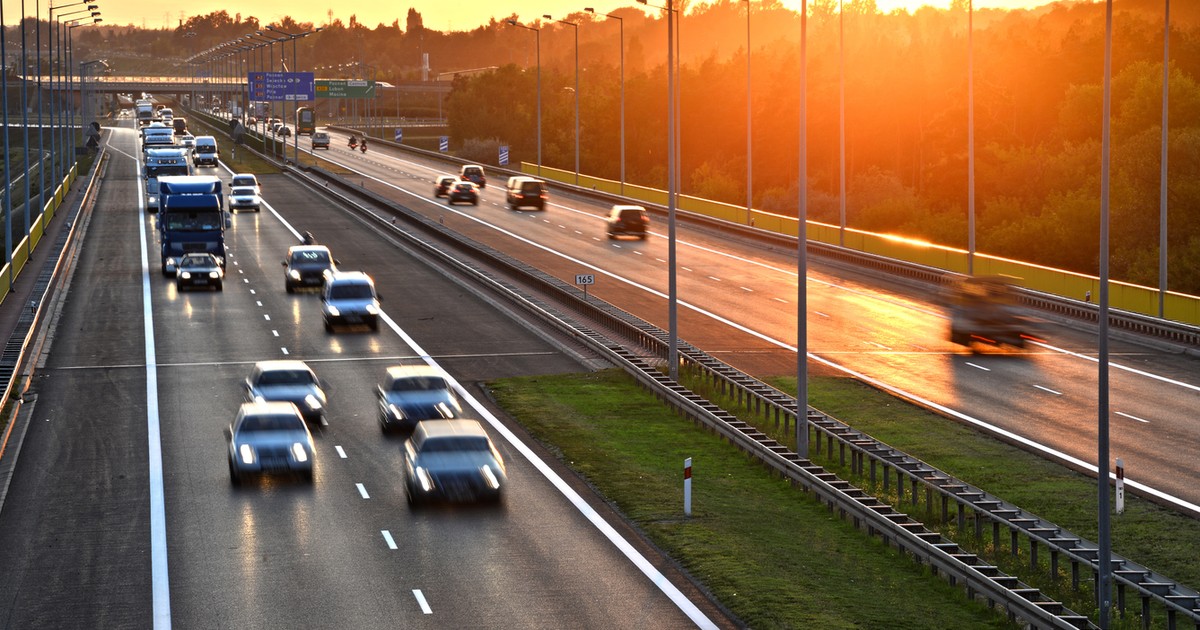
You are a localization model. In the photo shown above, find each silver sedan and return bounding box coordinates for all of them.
[227,401,315,485]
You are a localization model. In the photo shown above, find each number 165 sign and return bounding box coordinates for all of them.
[575,274,595,300]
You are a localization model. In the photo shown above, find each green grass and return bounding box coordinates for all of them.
[686,370,1200,629]
[489,369,1018,629]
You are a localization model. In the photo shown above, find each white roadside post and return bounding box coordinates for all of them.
[1115,458,1125,515]
[684,457,692,516]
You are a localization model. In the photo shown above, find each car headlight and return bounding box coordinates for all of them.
[253,394,266,403]
[180,271,191,279]
[326,305,340,316]
[208,271,220,279]
[365,304,379,315]
[288,269,301,280]
[291,443,309,463]
[480,466,500,490]
[415,466,433,492]
[388,404,404,420]
[239,443,255,464]
[304,394,322,411]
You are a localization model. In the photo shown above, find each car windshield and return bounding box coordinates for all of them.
[196,145,216,154]
[231,187,256,196]
[233,178,254,186]
[521,182,542,193]
[390,376,449,392]
[240,414,302,432]
[179,256,212,269]
[147,165,189,178]
[420,436,490,453]
[256,370,315,386]
[329,284,374,300]
[292,251,330,264]
[163,211,222,231]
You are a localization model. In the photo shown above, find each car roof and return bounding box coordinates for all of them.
[415,419,489,440]
[238,400,303,416]
[253,360,314,373]
[326,270,373,284]
[288,245,331,255]
[613,204,646,212]
[438,175,456,182]
[385,364,448,382]
[232,173,257,180]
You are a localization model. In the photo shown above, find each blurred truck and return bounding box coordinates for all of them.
[947,276,1033,348]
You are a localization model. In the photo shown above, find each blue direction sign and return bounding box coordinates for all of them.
[499,145,509,166]
[439,136,448,152]
[394,128,403,143]
[248,72,316,101]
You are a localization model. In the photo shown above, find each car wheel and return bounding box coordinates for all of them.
[324,320,334,333]
[229,461,242,486]
[368,316,379,332]
[607,233,616,240]
[639,233,647,241]
[472,199,478,206]
[302,469,314,484]
[215,281,223,291]
[286,283,294,294]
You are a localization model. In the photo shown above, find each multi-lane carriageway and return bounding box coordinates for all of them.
[0,114,1198,627]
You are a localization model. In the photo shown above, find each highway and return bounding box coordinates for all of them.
[0,122,730,628]
[302,126,1200,513]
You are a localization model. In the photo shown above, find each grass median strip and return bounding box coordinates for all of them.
[488,369,1016,629]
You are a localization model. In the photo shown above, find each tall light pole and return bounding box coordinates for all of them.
[505,20,541,176]
[20,6,32,255]
[52,6,98,182]
[1098,0,1115,626]
[545,15,580,185]
[637,0,679,380]
[585,8,624,195]
[967,0,975,273]
[267,24,323,164]
[839,0,846,246]
[746,0,753,225]
[1158,0,1170,318]
[2,0,13,290]
[797,0,810,457]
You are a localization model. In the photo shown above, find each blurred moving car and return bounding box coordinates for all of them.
[311,131,331,149]
[377,365,463,433]
[448,181,479,206]
[227,401,315,485]
[243,360,327,425]
[505,176,547,210]
[606,205,649,240]
[283,244,337,293]
[460,164,487,188]
[404,419,506,505]
[277,125,292,137]
[947,276,1033,348]
[178,133,196,149]
[228,185,261,213]
[175,253,224,291]
[433,175,456,198]
[231,173,260,195]
[321,270,381,332]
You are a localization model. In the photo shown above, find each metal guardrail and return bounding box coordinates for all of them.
[289,165,1096,629]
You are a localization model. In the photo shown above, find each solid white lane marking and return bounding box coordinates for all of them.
[1034,385,1062,395]
[413,590,432,614]
[966,362,991,371]
[377,312,719,629]
[136,154,172,630]
[335,445,347,458]
[1029,340,1200,393]
[356,483,369,499]
[1116,411,1149,424]
[382,530,397,549]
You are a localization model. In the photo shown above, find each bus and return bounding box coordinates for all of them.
[296,107,316,136]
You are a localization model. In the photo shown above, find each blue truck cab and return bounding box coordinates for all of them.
[157,175,232,275]
[144,147,192,212]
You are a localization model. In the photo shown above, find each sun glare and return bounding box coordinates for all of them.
[774,0,1049,12]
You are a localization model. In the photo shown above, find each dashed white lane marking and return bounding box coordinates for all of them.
[655,258,666,263]
[634,251,643,256]
[413,590,432,614]
[681,266,692,272]
[335,445,347,458]
[708,276,721,282]
[256,301,262,307]
[356,483,369,499]
[263,314,271,321]
[772,297,788,304]
[281,348,289,355]
[243,278,249,284]
[573,230,583,235]
[866,341,890,350]
[741,286,753,292]
[382,530,397,550]
[249,289,256,295]
[813,311,829,317]
[1117,411,1149,424]
[966,362,991,371]
[272,330,279,337]
[1034,384,1062,395]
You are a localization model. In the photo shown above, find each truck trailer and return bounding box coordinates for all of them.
[157,176,231,274]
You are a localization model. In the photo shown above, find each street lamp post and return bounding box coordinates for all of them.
[505,19,541,176]
[545,15,580,185]
[2,0,13,289]
[53,6,98,182]
[267,25,323,164]
[585,8,624,195]
[746,0,753,225]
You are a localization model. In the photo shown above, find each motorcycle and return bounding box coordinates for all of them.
[348,137,358,149]
[360,140,368,154]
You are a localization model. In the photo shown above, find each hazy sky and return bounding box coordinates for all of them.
[28,0,1052,32]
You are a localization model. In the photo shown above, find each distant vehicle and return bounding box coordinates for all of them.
[606,205,649,240]
[296,107,316,136]
[377,365,463,434]
[141,126,175,153]
[230,173,260,195]
[947,276,1033,348]
[433,175,456,198]
[404,419,506,506]
[172,117,188,135]
[447,181,479,206]
[321,270,381,332]
[460,164,487,188]
[226,401,315,485]
[228,186,261,213]
[175,252,224,291]
[192,136,219,167]
[135,99,154,126]
[282,244,337,293]
[311,131,330,150]
[143,147,192,212]
[276,125,292,137]
[243,360,327,425]
[506,176,547,210]
[178,134,196,149]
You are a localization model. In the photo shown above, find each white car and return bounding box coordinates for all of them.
[228,186,261,213]
[178,133,196,149]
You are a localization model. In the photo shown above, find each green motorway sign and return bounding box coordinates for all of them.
[315,79,376,99]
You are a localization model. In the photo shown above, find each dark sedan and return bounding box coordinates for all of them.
[377,365,463,433]
[283,244,337,293]
[448,181,479,206]
[175,253,224,291]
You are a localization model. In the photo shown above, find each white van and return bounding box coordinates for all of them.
[193,136,219,167]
